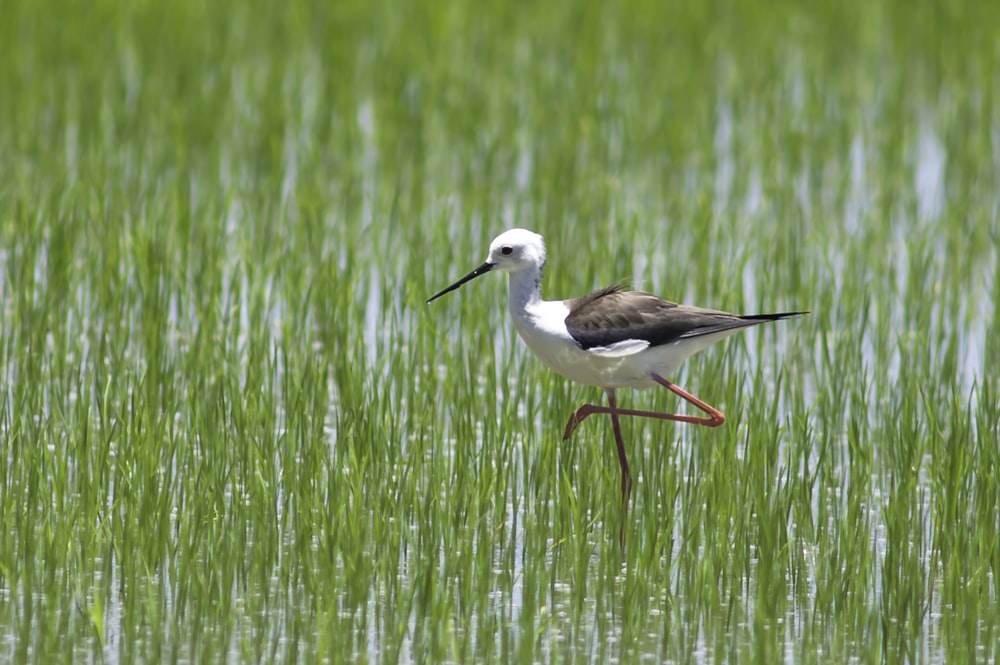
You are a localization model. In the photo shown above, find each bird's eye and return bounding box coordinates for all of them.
[501,246,513,256]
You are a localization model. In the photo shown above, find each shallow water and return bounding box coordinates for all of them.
[1,0,997,662]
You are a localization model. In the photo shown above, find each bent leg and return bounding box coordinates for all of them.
[563,376,724,435]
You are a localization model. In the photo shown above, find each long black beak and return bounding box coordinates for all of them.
[427,262,495,303]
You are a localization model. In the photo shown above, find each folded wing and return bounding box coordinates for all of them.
[564,284,805,350]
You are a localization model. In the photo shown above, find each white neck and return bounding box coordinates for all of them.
[506,267,543,317]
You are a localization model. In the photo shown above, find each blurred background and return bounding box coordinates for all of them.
[1,0,997,662]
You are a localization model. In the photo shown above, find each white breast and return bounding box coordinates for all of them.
[510,300,644,388]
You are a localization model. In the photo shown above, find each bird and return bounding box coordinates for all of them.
[427,228,805,510]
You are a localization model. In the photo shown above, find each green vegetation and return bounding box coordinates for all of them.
[1,0,997,662]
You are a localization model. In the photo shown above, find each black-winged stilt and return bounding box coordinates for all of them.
[428,228,805,510]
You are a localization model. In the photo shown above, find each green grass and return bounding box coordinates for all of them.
[1,0,998,662]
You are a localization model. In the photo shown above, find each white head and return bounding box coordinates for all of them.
[485,228,546,273]
[427,228,547,303]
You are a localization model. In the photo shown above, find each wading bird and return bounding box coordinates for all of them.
[428,229,804,514]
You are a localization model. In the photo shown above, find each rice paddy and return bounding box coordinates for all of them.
[1,0,998,662]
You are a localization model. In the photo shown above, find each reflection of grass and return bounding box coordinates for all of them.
[1,0,997,661]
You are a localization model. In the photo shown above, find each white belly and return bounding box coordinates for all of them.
[511,304,744,390]
[510,310,651,389]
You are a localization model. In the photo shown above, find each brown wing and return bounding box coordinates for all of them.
[564,285,805,350]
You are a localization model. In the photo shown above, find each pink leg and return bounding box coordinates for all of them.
[562,375,725,549]
[563,403,606,439]
[647,373,726,426]
[605,390,633,502]
[562,373,725,439]
[607,390,631,551]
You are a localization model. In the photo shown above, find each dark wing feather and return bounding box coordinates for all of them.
[564,286,805,350]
